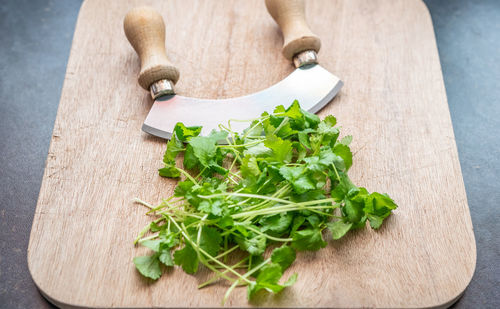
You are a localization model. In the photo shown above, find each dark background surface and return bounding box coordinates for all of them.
[0,0,498,308]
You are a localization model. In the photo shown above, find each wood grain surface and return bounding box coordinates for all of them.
[27,0,476,307]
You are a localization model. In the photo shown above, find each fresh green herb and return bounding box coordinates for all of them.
[134,100,397,304]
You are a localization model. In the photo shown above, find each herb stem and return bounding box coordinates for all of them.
[133,197,154,209]
[174,221,252,285]
[331,163,341,181]
[137,233,159,243]
[213,244,239,260]
[222,257,271,304]
[175,167,199,185]
[243,225,293,242]
[233,204,337,219]
[198,257,249,289]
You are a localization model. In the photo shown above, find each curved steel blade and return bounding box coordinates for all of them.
[142,64,342,139]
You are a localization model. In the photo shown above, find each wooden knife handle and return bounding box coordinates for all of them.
[265,0,321,62]
[124,6,179,95]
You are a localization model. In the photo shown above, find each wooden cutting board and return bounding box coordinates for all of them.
[28,0,476,307]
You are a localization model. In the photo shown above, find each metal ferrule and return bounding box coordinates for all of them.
[293,50,318,68]
[150,79,175,99]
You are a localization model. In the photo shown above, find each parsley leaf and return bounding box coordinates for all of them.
[159,250,174,266]
[241,156,261,178]
[247,263,285,298]
[279,166,315,194]
[188,136,217,167]
[133,254,162,280]
[264,135,293,163]
[259,213,293,234]
[291,227,327,251]
[159,164,180,178]
[163,133,184,163]
[173,243,199,274]
[271,246,296,271]
[236,234,266,256]
[333,144,353,171]
[198,226,222,257]
[364,192,398,229]
[326,220,353,240]
[173,122,202,142]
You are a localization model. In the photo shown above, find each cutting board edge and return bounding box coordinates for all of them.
[420,0,478,284]
[407,3,477,307]
[26,0,90,307]
[29,275,474,309]
[29,263,474,309]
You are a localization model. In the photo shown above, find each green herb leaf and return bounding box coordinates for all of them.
[364,192,398,229]
[259,213,293,234]
[163,133,184,163]
[133,254,162,280]
[183,144,199,170]
[326,220,353,239]
[302,108,320,128]
[189,136,217,167]
[247,263,285,298]
[198,226,222,257]
[279,166,315,194]
[271,246,296,271]
[174,122,202,142]
[333,144,353,171]
[198,200,223,216]
[159,164,180,178]
[241,156,261,178]
[159,249,174,266]
[291,228,327,251]
[264,135,293,163]
[330,172,357,202]
[339,135,353,146]
[141,239,161,252]
[173,243,199,274]
[244,143,272,157]
[323,115,337,127]
[236,234,266,256]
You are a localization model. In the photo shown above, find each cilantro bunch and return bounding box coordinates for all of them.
[133,101,397,303]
